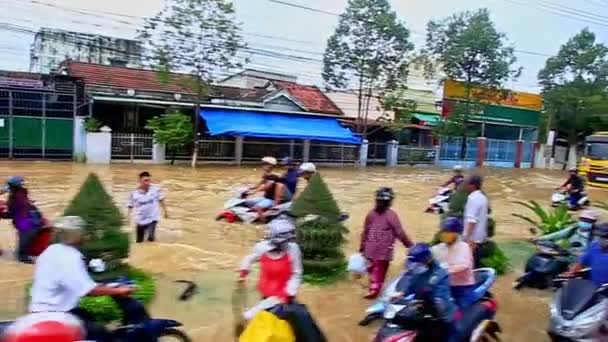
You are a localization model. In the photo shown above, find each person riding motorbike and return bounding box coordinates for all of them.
[559,167,585,208]
[246,157,293,222]
[535,209,600,257]
[562,222,608,287]
[298,162,317,182]
[29,216,134,342]
[442,165,465,189]
[239,217,302,303]
[391,243,459,341]
[432,217,476,309]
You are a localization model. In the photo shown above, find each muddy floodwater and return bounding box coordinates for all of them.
[0,162,607,341]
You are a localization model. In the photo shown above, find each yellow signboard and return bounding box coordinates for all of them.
[443,80,542,111]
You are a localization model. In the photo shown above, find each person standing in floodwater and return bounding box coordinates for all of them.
[127,171,168,243]
[360,187,414,299]
[463,175,489,267]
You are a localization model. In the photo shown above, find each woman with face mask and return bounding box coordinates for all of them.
[360,187,414,299]
[431,217,475,309]
[536,209,599,257]
[238,217,302,303]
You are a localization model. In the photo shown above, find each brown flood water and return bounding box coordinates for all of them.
[0,162,607,341]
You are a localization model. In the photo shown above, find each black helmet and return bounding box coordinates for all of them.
[376,187,395,201]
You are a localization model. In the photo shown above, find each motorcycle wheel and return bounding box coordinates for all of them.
[158,328,192,342]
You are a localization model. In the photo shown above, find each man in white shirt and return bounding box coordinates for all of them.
[463,175,489,266]
[128,171,168,243]
[29,216,133,341]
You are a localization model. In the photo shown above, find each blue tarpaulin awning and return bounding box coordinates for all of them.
[201,108,361,144]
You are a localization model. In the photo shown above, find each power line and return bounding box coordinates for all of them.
[499,0,608,28]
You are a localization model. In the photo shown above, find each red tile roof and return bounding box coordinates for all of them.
[62,61,195,94]
[273,81,342,115]
[63,62,342,115]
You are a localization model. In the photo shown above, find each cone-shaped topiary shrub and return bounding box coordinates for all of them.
[63,173,129,271]
[290,173,348,284]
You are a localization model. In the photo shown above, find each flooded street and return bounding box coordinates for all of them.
[0,162,607,341]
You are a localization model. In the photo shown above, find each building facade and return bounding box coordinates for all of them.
[30,28,142,73]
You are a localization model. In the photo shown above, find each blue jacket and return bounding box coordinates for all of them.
[396,262,457,322]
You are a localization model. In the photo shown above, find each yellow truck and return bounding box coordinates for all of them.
[580,132,608,188]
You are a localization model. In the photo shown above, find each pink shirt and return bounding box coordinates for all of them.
[431,241,475,286]
[360,209,413,261]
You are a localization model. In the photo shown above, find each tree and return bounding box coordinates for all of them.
[138,0,244,168]
[323,0,414,136]
[290,173,348,283]
[538,29,608,167]
[421,8,521,158]
[146,110,194,164]
[63,173,129,271]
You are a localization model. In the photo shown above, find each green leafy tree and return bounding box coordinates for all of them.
[290,174,348,283]
[139,0,244,168]
[323,0,414,136]
[421,8,521,158]
[146,110,193,164]
[63,173,129,271]
[538,28,608,167]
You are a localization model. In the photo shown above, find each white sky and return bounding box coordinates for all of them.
[0,0,606,95]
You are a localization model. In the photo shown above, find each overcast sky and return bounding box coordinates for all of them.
[0,0,606,94]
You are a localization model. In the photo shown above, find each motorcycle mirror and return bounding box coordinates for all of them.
[571,242,583,248]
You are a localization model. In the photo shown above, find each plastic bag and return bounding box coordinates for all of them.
[239,310,295,342]
[347,253,368,274]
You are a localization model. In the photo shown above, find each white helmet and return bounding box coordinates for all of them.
[453,165,463,171]
[53,216,85,245]
[299,162,317,173]
[267,217,296,245]
[261,156,277,166]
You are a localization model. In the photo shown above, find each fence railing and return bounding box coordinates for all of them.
[439,138,478,161]
[485,138,517,162]
[367,142,387,165]
[309,142,358,164]
[397,146,437,165]
[111,133,154,161]
[242,139,303,162]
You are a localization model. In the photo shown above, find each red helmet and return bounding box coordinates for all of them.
[2,313,85,342]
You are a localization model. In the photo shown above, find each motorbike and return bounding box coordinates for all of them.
[425,187,453,214]
[216,187,292,224]
[513,240,575,290]
[0,278,191,342]
[551,189,590,210]
[360,268,497,327]
[371,269,501,341]
[548,277,608,341]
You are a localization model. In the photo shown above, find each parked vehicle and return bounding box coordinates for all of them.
[371,269,500,341]
[548,278,608,341]
[360,268,497,327]
[551,190,590,210]
[0,279,191,342]
[513,240,574,290]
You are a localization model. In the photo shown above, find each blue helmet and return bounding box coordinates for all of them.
[441,217,464,234]
[407,243,432,263]
[4,176,24,192]
[281,157,294,166]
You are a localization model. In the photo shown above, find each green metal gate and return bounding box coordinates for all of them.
[0,89,74,159]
